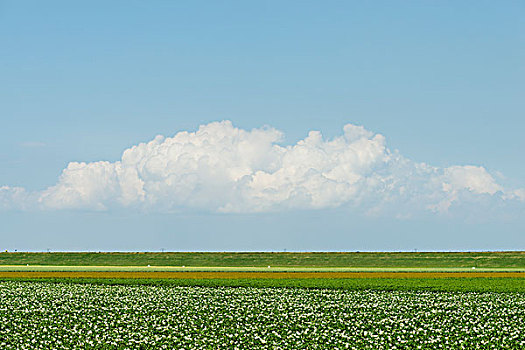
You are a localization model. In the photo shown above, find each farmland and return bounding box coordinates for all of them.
[0,281,523,349]
[1,252,523,348]
[0,251,524,292]
[3,276,524,293]
[2,251,525,268]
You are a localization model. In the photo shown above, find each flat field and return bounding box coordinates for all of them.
[2,251,525,267]
[1,251,524,292]
[1,252,523,348]
[0,281,523,349]
[3,276,523,293]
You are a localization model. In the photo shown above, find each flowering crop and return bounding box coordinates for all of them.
[0,281,523,349]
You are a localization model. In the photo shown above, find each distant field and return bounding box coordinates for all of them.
[2,252,524,292]
[1,270,524,279]
[1,265,524,272]
[1,251,525,268]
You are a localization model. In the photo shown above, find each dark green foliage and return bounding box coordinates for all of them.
[1,282,524,349]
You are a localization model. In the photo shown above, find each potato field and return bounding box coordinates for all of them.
[0,281,523,349]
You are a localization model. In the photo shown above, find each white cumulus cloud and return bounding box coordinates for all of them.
[1,121,523,216]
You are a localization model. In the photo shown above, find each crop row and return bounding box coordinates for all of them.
[0,281,523,349]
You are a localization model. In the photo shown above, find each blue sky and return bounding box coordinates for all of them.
[1,1,524,251]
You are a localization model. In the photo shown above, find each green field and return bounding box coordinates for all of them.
[1,252,524,348]
[1,251,525,268]
[1,251,524,293]
[4,277,523,293]
[1,265,524,272]
[1,282,523,349]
